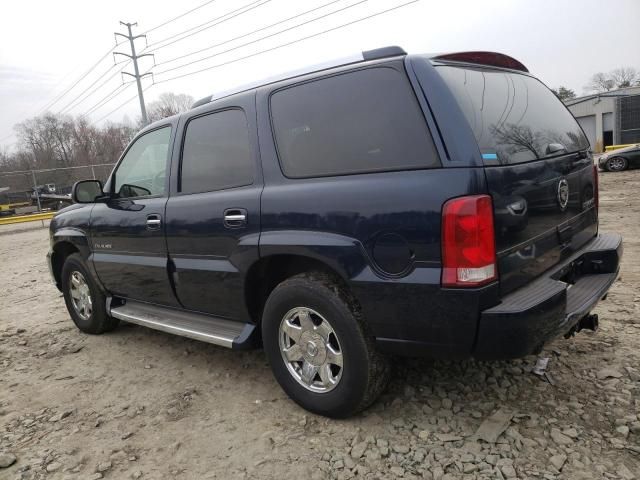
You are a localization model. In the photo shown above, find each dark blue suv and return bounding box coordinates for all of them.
[48,47,622,417]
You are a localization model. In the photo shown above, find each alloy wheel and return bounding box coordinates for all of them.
[608,157,626,171]
[69,271,93,320]
[278,307,343,393]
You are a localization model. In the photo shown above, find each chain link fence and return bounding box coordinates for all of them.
[0,164,115,216]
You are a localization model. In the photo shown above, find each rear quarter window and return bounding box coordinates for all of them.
[270,66,440,178]
[436,65,589,165]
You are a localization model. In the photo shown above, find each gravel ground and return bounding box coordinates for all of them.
[0,169,639,480]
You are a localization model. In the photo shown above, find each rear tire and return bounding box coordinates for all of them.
[606,156,627,172]
[61,253,119,334]
[262,272,390,418]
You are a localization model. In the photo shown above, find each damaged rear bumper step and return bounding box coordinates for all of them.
[474,233,622,360]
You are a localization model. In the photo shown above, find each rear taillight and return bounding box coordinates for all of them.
[593,164,599,214]
[441,195,497,287]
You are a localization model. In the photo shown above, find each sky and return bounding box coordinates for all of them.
[1,0,638,150]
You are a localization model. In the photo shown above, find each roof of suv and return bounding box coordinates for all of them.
[190,46,408,109]
[190,47,529,110]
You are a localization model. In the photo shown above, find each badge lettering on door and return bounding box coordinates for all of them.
[94,243,112,249]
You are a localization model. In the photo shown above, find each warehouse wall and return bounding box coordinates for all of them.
[567,96,616,152]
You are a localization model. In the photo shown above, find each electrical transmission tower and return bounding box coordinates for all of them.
[114,22,154,125]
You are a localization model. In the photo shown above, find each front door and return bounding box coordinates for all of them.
[165,96,261,320]
[91,124,179,307]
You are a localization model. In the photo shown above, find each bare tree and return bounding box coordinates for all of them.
[585,67,640,93]
[145,92,194,124]
[11,113,135,172]
[586,72,615,93]
[610,67,639,89]
[0,91,191,185]
[490,123,542,161]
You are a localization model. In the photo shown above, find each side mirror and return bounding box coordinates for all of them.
[546,143,567,155]
[72,180,104,203]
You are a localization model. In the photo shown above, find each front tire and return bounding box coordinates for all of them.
[61,253,119,334]
[262,272,390,418]
[606,156,628,172]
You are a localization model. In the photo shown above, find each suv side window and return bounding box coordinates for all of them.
[180,109,254,194]
[114,126,171,198]
[270,66,440,178]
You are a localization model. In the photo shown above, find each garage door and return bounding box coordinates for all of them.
[576,115,596,150]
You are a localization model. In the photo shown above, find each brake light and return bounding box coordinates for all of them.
[434,51,529,72]
[441,195,497,287]
[593,164,599,214]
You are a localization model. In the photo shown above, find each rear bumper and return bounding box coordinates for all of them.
[473,232,622,359]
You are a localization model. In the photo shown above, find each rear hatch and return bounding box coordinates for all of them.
[436,64,598,294]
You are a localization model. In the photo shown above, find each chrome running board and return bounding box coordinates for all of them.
[108,299,255,349]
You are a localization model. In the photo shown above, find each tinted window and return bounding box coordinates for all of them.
[270,67,439,178]
[114,126,171,198]
[436,65,589,165]
[181,109,254,193]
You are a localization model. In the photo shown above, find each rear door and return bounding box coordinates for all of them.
[436,65,597,293]
[164,94,261,320]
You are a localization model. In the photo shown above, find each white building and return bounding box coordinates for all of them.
[566,86,640,152]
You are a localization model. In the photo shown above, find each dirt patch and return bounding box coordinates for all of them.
[1,170,639,479]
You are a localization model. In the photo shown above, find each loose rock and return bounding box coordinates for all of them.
[550,454,567,471]
[596,368,623,380]
[0,453,17,468]
[97,461,112,473]
[474,408,514,443]
[550,428,573,445]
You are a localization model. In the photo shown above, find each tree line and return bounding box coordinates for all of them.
[553,66,639,101]
[0,92,193,174]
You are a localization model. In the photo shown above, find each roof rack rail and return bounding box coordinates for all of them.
[192,96,212,109]
[362,46,407,61]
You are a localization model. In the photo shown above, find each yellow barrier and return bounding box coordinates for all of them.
[604,144,634,152]
[0,212,55,226]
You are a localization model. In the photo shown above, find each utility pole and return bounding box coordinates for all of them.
[114,22,154,125]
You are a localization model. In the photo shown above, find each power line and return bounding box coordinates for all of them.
[143,0,219,34]
[36,45,121,114]
[58,61,129,115]
[155,0,345,68]
[143,0,270,53]
[94,84,152,124]
[154,0,368,76]
[82,82,131,118]
[155,0,418,85]
[143,0,265,51]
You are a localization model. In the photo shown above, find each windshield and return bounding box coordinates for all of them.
[436,65,589,165]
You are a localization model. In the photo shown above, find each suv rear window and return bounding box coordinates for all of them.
[270,66,439,178]
[437,65,589,165]
[180,109,254,194]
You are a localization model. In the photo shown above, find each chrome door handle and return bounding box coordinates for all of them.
[146,214,161,230]
[224,214,246,222]
[223,209,247,228]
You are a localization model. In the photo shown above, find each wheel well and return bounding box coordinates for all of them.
[51,242,79,286]
[244,255,351,324]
